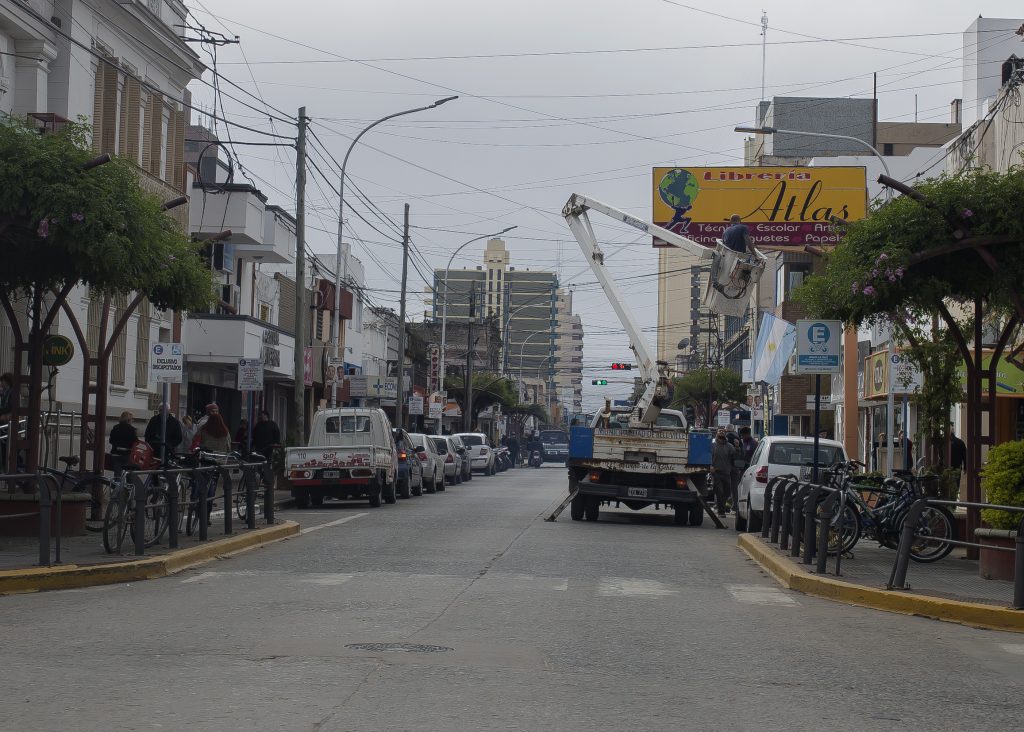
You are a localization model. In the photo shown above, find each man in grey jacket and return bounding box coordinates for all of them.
[710,427,737,515]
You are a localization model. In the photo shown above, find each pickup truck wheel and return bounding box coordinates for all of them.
[688,501,705,527]
[570,493,585,521]
[293,489,310,509]
[673,505,688,526]
[584,497,600,522]
[310,493,324,508]
[399,477,411,499]
[368,484,383,508]
[384,480,397,505]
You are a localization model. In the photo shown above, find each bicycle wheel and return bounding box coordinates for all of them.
[139,487,169,548]
[826,501,861,556]
[907,505,956,563]
[103,487,129,554]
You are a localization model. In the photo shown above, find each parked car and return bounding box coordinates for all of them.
[430,436,462,485]
[448,434,473,482]
[392,428,424,498]
[284,408,397,508]
[736,436,848,532]
[408,432,445,493]
[454,432,496,475]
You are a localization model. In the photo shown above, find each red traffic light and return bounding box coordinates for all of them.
[610,363,632,370]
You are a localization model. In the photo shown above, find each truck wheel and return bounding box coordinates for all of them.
[399,477,411,499]
[310,493,324,508]
[570,493,586,521]
[368,481,383,508]
[293,489,310,509]
[688,501,704,527]
[425,478,437,494]
[584,497,600,522]
[383,479,397,505]
[674,505,688,526]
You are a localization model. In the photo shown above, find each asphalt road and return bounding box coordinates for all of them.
[3,464,1024,731]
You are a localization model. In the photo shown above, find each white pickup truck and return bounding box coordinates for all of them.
[284,408,397,508]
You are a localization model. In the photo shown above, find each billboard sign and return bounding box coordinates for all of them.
[652,166,867,248]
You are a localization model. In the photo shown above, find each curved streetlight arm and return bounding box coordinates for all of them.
[330,96,458,407]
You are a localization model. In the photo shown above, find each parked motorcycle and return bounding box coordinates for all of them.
[529,449,543,468]
[495,448,511,472]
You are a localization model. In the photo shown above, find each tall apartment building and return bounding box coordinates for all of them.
[431,238,561,406]
[554,289,584,415]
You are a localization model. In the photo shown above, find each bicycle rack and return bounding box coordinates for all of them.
[769,477,794,544]
[779,481,800,551]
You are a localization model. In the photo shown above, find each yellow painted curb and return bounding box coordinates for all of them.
[0,521,299,596]
[738,533,1024,633]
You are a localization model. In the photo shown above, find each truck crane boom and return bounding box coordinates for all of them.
[562,193,767,428]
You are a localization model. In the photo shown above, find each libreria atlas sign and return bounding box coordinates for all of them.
[651,166,867,248]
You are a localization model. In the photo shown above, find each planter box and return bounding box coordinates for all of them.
[976,528,1019,581]
[0,493,90,537]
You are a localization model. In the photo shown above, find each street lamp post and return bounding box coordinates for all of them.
[437,226,517,428]
[330,95,458,408]
[736,125,888,464]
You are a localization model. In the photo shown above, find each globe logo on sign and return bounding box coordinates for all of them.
[807,322,831,353]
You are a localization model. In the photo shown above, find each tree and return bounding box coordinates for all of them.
[444,373,519,424]
[0,119,215,472]
[795,168,1024,541]
[671,367,746,426]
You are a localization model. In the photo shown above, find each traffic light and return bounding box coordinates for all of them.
[591,379,608,386]
[610,363,632,370]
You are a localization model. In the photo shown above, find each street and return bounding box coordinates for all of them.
[2,466,1023,731]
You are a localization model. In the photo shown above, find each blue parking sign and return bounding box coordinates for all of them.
[795,319,841,374]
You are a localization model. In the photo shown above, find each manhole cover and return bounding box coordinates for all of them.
[345,642,453,654]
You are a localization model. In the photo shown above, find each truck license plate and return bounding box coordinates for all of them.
[627,487,648,498]
[323,470,340,479]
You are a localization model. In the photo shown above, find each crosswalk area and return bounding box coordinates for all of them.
[178,569,801,606]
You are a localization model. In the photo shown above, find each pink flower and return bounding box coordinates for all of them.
[71,212,84,222]
[871,269,879,277]
[888,274,897,282]
[51,217,59,224]
[37,219,49,238]
[962,208,974,217]
[862,285,877,296]
[895,267,905,277]
[876,253,889,262]
[851,282,859,294]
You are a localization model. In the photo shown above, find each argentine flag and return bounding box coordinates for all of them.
[754,314,796,385]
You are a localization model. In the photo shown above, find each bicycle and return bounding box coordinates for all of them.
[822,461,956,563]
[234,452,268,523]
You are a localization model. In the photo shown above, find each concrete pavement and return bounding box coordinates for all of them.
[2,465,1023,731]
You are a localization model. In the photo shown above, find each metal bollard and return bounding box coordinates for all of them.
[816,491,839,574]
[243,465,257,530]
[165,467,178,549]
[770,478,791,544]
[198,469,210,541]
[790,485,810,558]
[762,479,780,539]
[803,486,823,565]
[779,482,799,551]
[263,463,275,524]
[1014,515,1024,610]
[50,474,63,564]
[220,466,233,536]
[131,473,147,556]
[888,497,927,589]
[36,475,51,567]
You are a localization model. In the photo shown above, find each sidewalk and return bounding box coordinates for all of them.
[0,490,297,594]
[738,533,1024,632]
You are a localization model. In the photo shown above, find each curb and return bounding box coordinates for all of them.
[737,533,1024,633]
[0,521,300,596]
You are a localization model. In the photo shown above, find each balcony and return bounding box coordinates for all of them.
[189,184,291,264]
[184,314,295,380]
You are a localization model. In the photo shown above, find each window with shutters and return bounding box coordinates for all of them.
[134,299,151,390]
[258,303,272,323]
[110,294,128,386]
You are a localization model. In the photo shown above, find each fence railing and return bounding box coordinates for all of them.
[0,472,60,567]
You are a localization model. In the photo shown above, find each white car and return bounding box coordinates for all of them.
[408,432,445,493]
[736,436,848,532]
[454,432,496,475]
[430,436,464,485]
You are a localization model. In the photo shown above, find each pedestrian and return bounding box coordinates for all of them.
[508,433,520,468]
[252,410,281,462]
[196,402,219,432]
[108,411,137,473]
[194,410,231,454]
[234,418,249,450]
[144,404,183,457]
[872,432,887,471]
[898,429,913,469]
[722,214,756,256]
[0,372,13,468]
[739,426,758,466]
[710,427,737,515]
[181,415,196,446]
[949,424,967,499]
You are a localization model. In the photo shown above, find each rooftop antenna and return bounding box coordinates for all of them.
[760,10,768,102]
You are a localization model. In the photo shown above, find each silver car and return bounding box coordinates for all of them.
[408,432,445,493]
[430,435,464,485]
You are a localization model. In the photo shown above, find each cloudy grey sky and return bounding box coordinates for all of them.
[184,0,1023,411]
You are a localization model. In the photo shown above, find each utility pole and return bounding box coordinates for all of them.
[395,203,410,431]
[464,283,475,432]
[291,106,307,445]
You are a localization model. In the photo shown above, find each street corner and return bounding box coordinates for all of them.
[0,521,300,597]
[737,533,1024,634]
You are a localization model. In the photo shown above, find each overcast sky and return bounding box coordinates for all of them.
[185,0,1024,412]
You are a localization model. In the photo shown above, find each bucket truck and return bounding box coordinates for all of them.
[551,194,766,527]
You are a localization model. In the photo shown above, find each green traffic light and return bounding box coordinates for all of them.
[591,379,608,386]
